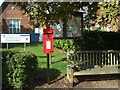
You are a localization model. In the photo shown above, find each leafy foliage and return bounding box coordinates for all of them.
[2,50,16,88]
[96,2,120,27]
[12,2,99,27]
[54,31,120,51]
[2,50,38,89]
[80,31,120,50]
[84,2,99,26]
[12,2,120,30]
[12,2,83,27]
[54,39,81,51]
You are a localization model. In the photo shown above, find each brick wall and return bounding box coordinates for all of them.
[1,3,34,34]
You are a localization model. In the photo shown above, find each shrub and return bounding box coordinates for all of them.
[2,50,38,89]
[81,31,120,50]
[2,50,16,88]
[54,31,120,51]
[54,39,80,51]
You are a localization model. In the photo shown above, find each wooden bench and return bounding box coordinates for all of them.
[67,50,120,86]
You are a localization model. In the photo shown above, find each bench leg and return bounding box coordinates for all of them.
[67,66,74,87]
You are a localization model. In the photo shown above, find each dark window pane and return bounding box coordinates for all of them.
[13,28,16,34]
[16,28,19,33]
[9,28,12,34]
[9,20,12,27]
[9,24,12,27]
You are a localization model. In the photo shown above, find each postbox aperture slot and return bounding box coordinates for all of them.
[44,33,53,34]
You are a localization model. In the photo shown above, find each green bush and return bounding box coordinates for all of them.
[54,39,80,51]
[54,31,120,51]
[81,31,120,50]
[2,50,38,89]
[2,50,16,88]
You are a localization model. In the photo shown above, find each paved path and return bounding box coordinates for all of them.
[35,74,120,88]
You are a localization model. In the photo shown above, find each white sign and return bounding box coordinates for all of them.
[35,28,41,33]
[46,41,51,49]
[1,34,30,43]
[34,28,43,42]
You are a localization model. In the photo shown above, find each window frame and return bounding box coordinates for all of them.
[8,19,20,34]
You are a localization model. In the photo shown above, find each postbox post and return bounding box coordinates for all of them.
[47,53,50,83]
[43,29,54,84]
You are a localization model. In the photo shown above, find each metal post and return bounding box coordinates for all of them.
[24,43,26,51]
[49,54,51,64]
[47,54,50,84]
[7,43,8,50]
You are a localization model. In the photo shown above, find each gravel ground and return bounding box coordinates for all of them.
[34,74,120,89]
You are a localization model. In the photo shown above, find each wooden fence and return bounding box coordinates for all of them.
[67,50,120,86]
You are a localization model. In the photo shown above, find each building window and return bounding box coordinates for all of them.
[8,19,20,34]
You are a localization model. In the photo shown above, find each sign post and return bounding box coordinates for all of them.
[24,43,26,51]
[7,43,8,50]
[43,29,54,84]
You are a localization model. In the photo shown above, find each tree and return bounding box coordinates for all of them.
[12,2,83,27]
[96,2,120,29]
[12,1,120,30]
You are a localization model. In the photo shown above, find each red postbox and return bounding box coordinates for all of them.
[43,29,54,54]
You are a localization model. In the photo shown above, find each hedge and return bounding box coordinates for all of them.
[2,50,38,89]
[54,31,120,51]
[81,31,120,50]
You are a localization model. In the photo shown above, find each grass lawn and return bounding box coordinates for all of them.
[4,43,67,80]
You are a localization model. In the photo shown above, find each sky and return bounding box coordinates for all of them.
[0,0,5,6]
